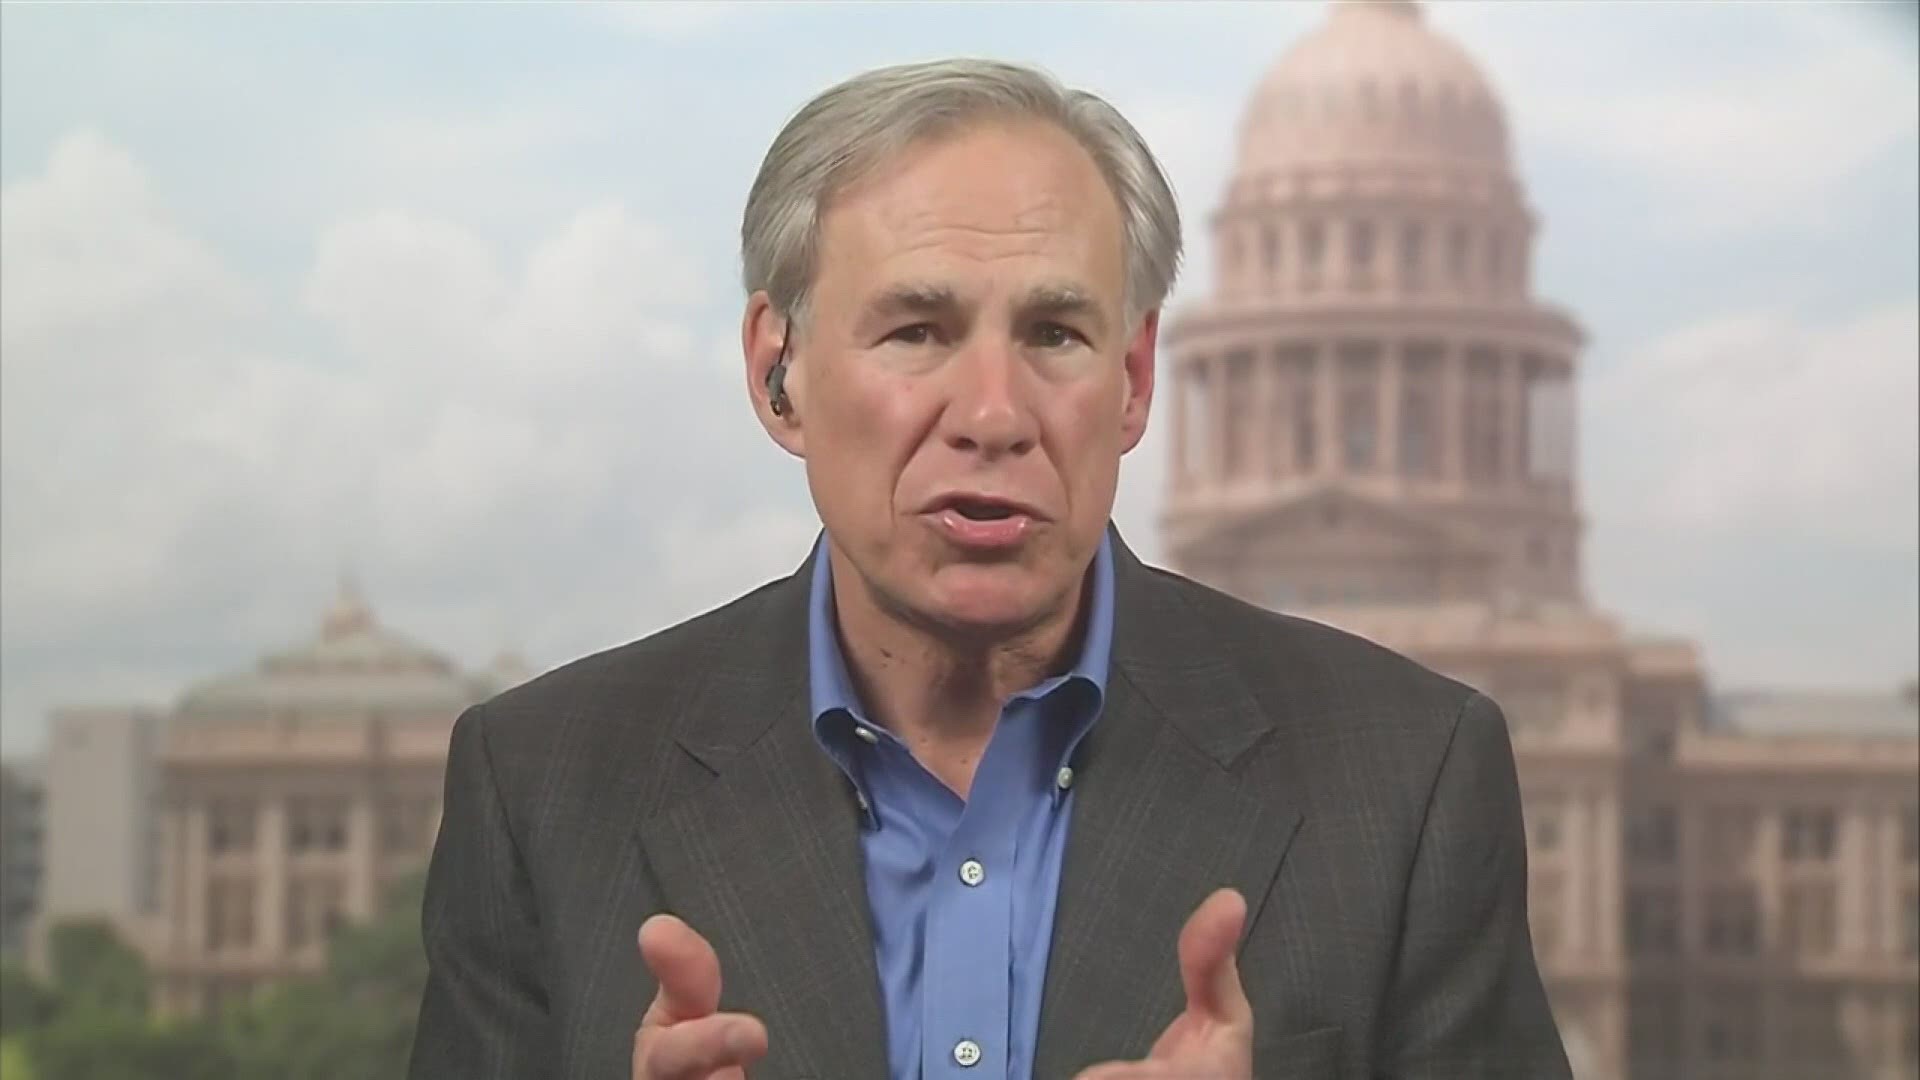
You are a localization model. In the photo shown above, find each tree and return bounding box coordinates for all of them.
[25,1010,229,1080]
[17,919,231,1080]
[45,920,147,1018]
[0,1035,36,1080]
[0,961,60,1036]
[225,870,429,1080]
[4,876,431,1079]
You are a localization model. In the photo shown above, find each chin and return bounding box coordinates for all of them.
[918,563,1057,633]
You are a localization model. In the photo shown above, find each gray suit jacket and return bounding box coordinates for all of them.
[408,531,1569,1079]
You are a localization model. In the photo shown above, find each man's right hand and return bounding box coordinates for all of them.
[633,914,769,1079]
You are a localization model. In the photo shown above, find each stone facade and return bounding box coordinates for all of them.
[147,583,524,1016]
[1160,4,1920,1078]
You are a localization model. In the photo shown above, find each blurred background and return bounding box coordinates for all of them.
[0,1,1914,1077]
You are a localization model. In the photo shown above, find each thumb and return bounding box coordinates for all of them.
[637,914,723,1027]
[1177,888,1251,1026]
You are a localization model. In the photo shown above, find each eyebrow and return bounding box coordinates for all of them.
[859,281,1111,335]
[1021,285,1106,333]
[863,282,960,323]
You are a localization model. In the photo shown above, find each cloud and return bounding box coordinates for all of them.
[2,3,1914,754]
[0,131,795,754]
[1444,3,1918,235]
[1586,299,1919,552]
[1582,300,1918,691]
[593,2,758,38]
[0,130,253,348]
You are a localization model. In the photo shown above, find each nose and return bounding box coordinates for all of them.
[940,342,1038,459]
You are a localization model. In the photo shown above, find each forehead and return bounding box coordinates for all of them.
[813,120,1125,308]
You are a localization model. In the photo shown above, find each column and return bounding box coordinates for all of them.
[1440,341,1464,491]
[347,793,378,920]
[1315,344,1338,475]
[1207,357,1228,486]
[1839,804,1872,955]
[259,797,287,957]
[1251,348,1274,482]
[1597,788,1623,963]
[1567,788,1592,957]
[1378,343,1401,481]
[156,804,177,953]
[1758,811,1782,960]
[1678,806,1701,956]
[1872,807,1894,953]
[1171,361,1189,483]
[182,801,208,954]
[1504,351,1527,487]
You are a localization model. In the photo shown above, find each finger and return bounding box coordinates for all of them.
[637,914,724,1028]
[1178,887,1251,1026]
[633,1011,768,1080]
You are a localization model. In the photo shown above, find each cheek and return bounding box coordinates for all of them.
[815,378,930,510]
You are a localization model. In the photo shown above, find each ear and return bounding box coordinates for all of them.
[742,291,806,458]
[1118,308,1159,455]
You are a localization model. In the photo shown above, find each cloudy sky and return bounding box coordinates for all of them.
[2,1,1915,756]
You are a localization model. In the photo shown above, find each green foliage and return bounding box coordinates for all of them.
[45,921,147,1019]
[0,1035,37,1080]
[0,963,60,1037]
[24,1011,229,1080]
[9,870,430,1080]
[223,869,429,1080]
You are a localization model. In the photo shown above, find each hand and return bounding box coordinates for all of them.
[632,914,770,1080]
[1073,888,1254,1080]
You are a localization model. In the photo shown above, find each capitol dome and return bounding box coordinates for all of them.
[1232,0,1510,185]
[1162,0,1585,614]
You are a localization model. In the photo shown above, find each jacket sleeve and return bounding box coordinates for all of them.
[1375,692,1572,1079]
[408,705,553,1078]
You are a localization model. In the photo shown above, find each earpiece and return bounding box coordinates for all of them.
[766,333,793,417]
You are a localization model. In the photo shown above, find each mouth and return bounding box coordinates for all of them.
[921,493,1044,549]
[925,494,1044,522]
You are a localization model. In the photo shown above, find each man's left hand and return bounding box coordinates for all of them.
[1072,887,1254,1080]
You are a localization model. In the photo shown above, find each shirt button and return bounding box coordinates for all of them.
[958,858,986,887]
[953,1039,982,1067]
[853,725,879,746]
[1056,766,1075,790]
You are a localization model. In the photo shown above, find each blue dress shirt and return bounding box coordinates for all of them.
[807,534,1114,1080]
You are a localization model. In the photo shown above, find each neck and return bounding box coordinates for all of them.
[826,545,1089,757]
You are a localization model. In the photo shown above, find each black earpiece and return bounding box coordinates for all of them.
[766,333,793,417]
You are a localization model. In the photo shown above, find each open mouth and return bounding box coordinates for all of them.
[949,499,1018,522]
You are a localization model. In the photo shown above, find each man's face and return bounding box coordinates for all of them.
[751,119,1156,637]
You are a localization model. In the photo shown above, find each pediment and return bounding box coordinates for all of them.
[1181,486,1496,568]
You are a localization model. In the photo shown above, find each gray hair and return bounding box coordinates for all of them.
[741,58,1183,336]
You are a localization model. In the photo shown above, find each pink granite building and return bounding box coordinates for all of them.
[1158,4,1920,1078]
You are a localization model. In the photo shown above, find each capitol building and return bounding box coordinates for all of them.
[1159,2,1918,1078]
[7,3,1914,1079]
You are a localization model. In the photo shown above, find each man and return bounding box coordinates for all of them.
[409,58,1568,1080]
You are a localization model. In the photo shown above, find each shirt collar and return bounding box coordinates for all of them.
[806,531,1116,728]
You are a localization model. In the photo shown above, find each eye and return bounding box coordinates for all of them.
[885,323,935,346]
[1029,322,1083,349]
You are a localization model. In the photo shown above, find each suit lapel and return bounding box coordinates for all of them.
[632,550,889,1080]
[1033,536,1304,1077]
